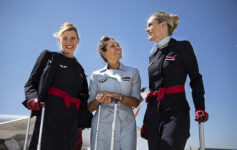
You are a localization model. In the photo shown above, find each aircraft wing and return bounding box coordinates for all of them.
[0,115,35,140]
[133,90,147,118]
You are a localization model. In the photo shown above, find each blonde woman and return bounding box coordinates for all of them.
[22,22,91,150]
[141,12,209,150]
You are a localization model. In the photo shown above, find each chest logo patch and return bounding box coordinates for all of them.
[59,64,68,68]
[165,55,176,61]
[121,77,131,81]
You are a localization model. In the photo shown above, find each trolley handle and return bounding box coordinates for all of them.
[111,97,119,104]
[199,113,205,123]
[198,113,205,150]
[40,102,46,107]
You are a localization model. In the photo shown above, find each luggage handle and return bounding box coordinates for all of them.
[110,97,118,150]
[111,97,119,103]
[94,103,102,150]
[37,102,46,150]
[23,102,46,150]
[23,110,32,150]
[94,98,119,150]
[199,114,205,150]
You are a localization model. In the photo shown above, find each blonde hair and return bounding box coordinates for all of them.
[151,12,180,36]
[54,22,79,39]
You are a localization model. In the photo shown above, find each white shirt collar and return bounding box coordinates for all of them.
[150,36,171,56]
[100,62,127,72]
[157,36,171,48]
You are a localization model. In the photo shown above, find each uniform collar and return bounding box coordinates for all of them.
[150,36,171,56]
[100,62,127,72]
[157,36,171,48]
[57,50,78,62]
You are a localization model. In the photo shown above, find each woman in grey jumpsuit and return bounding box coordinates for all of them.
[88,36,142,150]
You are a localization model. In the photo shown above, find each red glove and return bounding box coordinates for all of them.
[74,129,83,150]
[141,123,147,140]
[195,109,209,122]
[27,98,41,110]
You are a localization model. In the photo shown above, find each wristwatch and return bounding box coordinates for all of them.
[119,94,123,101]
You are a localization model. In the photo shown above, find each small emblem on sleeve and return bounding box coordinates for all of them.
[121,77,131,81]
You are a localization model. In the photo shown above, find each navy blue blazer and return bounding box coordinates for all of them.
[22,50,92,128]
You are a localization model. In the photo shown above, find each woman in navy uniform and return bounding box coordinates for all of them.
[141,12,209,150]
[88,36,142,150]
[22,22,91,150]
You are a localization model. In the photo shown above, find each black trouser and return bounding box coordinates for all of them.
[145,99,190,150]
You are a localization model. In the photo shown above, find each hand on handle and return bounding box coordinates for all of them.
[195,109,209,122]
[27,98,41,110]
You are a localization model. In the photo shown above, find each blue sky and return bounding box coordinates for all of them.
[0,0,237,149]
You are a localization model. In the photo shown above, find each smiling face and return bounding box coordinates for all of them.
[146,16,168,43]
[101,39,122,64]
[58,30,79,58]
